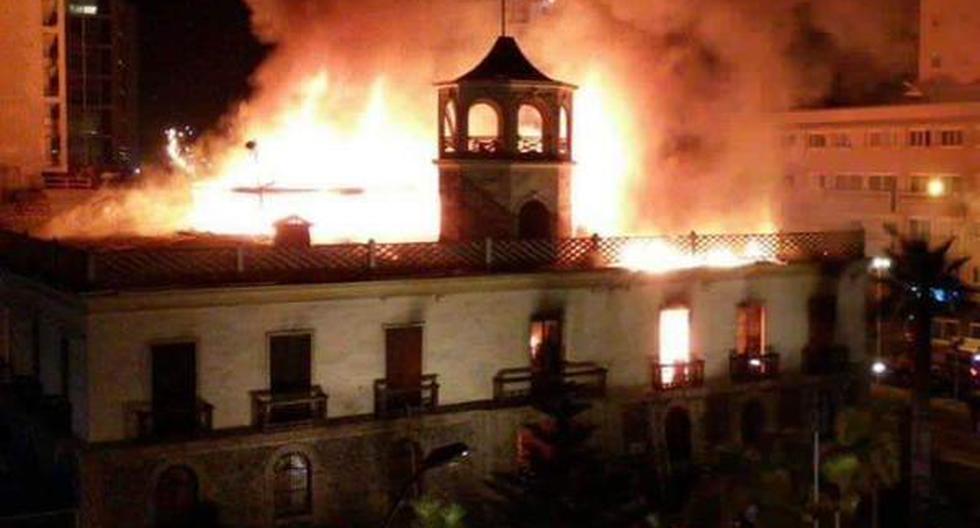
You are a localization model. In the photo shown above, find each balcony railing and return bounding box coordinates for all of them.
[493,361,608,403]
[651,359,705,391]
[466,136,502,154]
[132,399,213,439]
[251,385,328,429]
[802,345,850,376]
[373,374,439,418]
[730,349,780,383]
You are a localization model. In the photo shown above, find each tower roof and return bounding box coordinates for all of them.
[454,36,558,83]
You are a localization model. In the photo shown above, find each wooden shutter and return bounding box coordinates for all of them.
[385,326,423,393]
[737,303,765,355]
[270,334,312,394]
[151,342,197,434]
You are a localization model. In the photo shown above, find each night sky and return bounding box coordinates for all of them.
[132,0,269,164]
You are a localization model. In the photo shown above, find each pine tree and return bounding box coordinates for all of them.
[487,382,646,527]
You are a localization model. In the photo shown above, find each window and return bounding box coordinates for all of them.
[816,173,829,189]
[736,303,766,355]
[467,103,501,153]
[517,105,544,154]
[151,342,198,435]
[834,174,862,191]
[909,219,931,241]
[659,307,691,367]
[910,175,929,193]
[868,175,896,192]
[385,326,423,409]
[932,319,959,341]
[830,133,852,148]
[867,130,892,147]
[909,129,932,147]
[939,129,964,147]
[269,334,312,394]
[274,453,312,519]
[807,133,827,148]
[530,314,563,377]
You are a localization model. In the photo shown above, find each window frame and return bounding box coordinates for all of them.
[266,330,314,395]
[273,452,313,520]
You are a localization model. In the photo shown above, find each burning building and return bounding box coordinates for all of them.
[0,21,871,525]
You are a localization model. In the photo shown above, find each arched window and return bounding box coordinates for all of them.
[741,400,767,447]
[274,453,312,519]
[518,104,544,154]
[154,465,198,528]
[442,101,457,153]
[467,102,501,154]
[559,106,570,155]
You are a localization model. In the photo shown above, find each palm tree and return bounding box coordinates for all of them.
[882,228,971,524]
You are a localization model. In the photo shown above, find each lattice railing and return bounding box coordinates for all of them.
[0,229,865,290]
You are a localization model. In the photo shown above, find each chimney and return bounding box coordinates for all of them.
[273,215,312,248]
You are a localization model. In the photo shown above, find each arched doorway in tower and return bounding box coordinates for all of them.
[518,200,553,240]
[741,399,767,447]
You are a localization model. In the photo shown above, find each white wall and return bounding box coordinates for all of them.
[79,264,859,443]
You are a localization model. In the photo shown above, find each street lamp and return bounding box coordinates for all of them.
[870,257,892,385]
[382,442,470,528]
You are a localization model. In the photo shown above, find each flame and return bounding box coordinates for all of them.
[658,307,691,383]
[617,237,777,274]
[179,74,439,243]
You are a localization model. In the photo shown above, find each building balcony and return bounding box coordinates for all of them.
[132,399,213,439]
[802,345,849,376]
[251,385,328,429]
[373,374,439,418]
[650,359,705,391]
[729,349,780,383]
[492,361,608,403]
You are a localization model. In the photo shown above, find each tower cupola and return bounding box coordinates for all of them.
[436,35,576,242]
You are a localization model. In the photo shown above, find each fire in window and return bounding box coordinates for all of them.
[659,307,691,383]
[530,314,563,377]
[736,303,766,355]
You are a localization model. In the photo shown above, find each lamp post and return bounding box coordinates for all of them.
[870,257,893,384]
[381,442,470,528]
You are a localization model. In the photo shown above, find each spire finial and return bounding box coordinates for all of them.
[501,0,507,36]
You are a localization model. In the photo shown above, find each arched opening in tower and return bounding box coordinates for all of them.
[467,102,501,154]
[518,199,552,239]
[518,104,544,154]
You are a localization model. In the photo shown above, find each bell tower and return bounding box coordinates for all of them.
[436,33,575,241]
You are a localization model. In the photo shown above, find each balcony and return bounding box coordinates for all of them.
[251,385,328,429]
[493,361,608,403]
[373,374,439,418]
[802,345,850,376]
[729,349,780,383]
[132,399,213,439]
[651,359,705,391]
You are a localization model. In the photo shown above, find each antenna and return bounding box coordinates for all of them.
[501,0,507,36]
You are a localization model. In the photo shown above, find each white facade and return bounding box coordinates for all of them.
[781,102,980,278]
[1,263,867,444]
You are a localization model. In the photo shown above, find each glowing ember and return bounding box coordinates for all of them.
[616,237,777,274]
[658,307,691,383]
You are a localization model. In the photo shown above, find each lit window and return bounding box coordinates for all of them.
[659,307,691,367]
[909,129,932,147]
[558,106,570,155]
[530,315,562,376]
[467,103,501,154]
[274,453,312,519]
[68,4,98,16]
